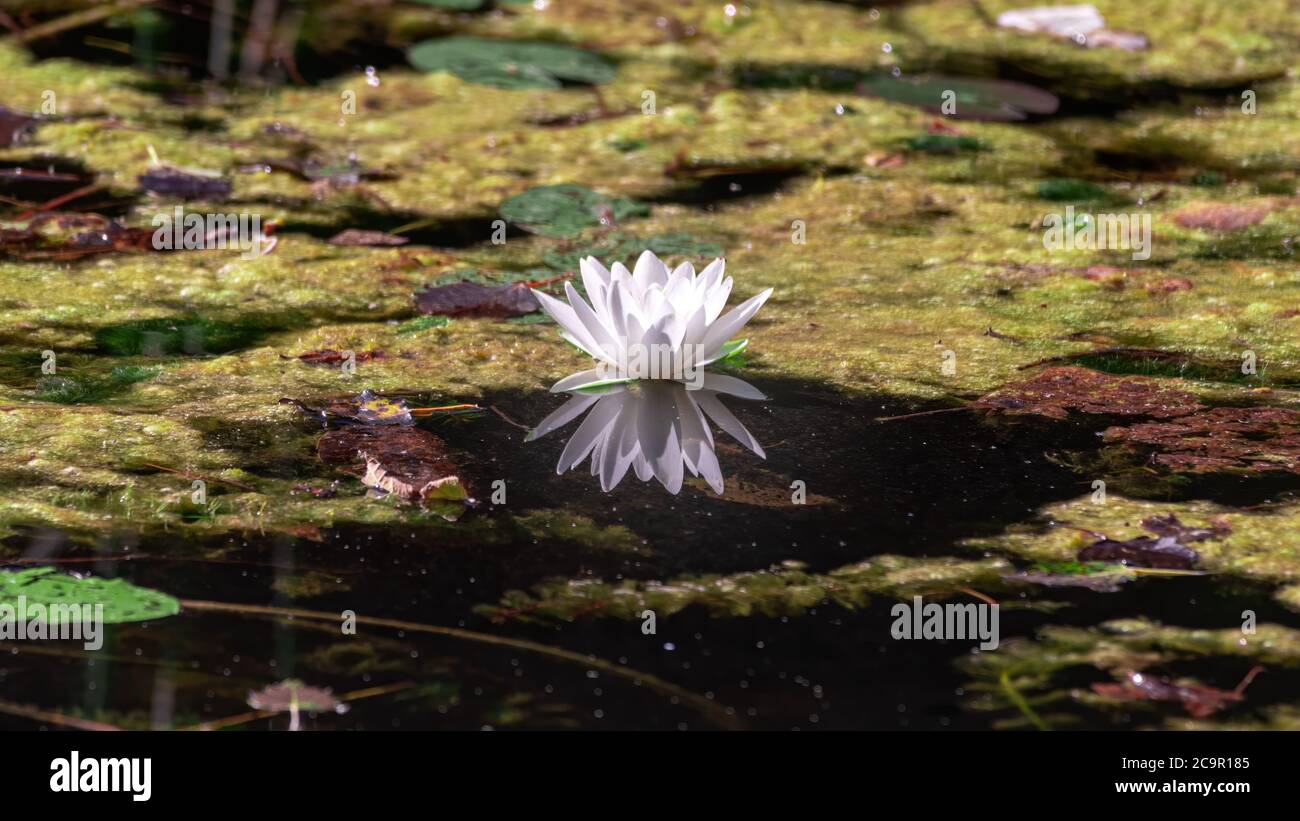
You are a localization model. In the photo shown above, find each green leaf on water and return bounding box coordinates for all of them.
[542,232,722,271]
[1035,178,1111,201]
[0,567,180,624]
[396,315,451,335]
[406,37,616,90]
[904,134,985,154]
[500,184,648,238]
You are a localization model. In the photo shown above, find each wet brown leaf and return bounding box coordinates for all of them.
[293,349,385,365]
[1091,667,1263,718]
[0,106,37,146]
[1103,406,1300,474]
[327,229,410,246]
[138,166,232,200]
[414,280,539,318]
[1172,203,1269,232]
[317,426,470,512]
[972,366,1202,420]
[280,389,413,426]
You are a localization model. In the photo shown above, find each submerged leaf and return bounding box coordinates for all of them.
[499,184,648,238]
[327,229,409,246]
[1091,667,1262,717]
[318,426,470,517]
[280,389,414,426]
[1103,406,1300,474]
[138,166,232,199]
[0,106,38,146]
[973,366,1202,420]
[293,349,385,365]
[414,280,539,317]
[1172,202,1270,232]
[247,680,348,714]
[406,37,616,90]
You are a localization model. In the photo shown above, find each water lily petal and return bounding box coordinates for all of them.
[700,287,772,362]
[527,391,600,442]
[632,249,669,292]
[699,372,767,400]
[557,394,622,472]
[532,288,607,359]
[696,391,765,459]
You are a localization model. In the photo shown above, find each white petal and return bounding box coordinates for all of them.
[565,281,620,358]
[696,392,765,459]
[549,367,618,393]
[700,287,772,361]
[526,392,600,441]
[698,372,767,400]
[556,395,622,473]
[704,276,733,324]
[632,249,669,292]
[532,289,607,360]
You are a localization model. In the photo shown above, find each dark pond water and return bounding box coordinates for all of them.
[6,378,1299,730]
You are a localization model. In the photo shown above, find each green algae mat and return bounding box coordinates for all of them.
[0,0,1299,731]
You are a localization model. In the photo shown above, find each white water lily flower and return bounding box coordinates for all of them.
[525,377,766,495]
[531,250,772,390]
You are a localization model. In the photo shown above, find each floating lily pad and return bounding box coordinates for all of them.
[0,567,179,624]
[541,232,721,271]
[499,184,648,238]
[407,37,616,90]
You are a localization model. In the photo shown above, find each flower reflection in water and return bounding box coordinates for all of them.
[526,374,767,495]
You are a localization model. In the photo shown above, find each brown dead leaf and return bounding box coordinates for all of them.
[328,229,410,246]
[414,280,539,318]
[317,426,470,513]
[293,349,385,365]
[1103,406,1300,474]
[972,366,1202,420]
[1172,203,1268,232]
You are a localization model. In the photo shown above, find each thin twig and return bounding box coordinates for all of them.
[8,0,159,44]
[16,183,103,220]
[140,462,256,492]
[0,698,123,731]
[178,598,744,729]
[875,406,969,423]
[490,405,531,431]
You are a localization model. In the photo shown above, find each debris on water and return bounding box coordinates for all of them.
[1090,666,1264,717]
[1172,202,1270,232]
[1103,406,1300,475]
[327,228,410,246]
[0,212,157,260]
[997,5,1149,51]
[280,389,415,426]
[972,366,1202,420]
[414,279,540,318]
[1004,561,1136,592]
[317,425,470,517]
[1073,515,1227,571]
[247,680,349,731]
[0,106,38,146]
[138,165,233,200]
[292,349,386,366]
